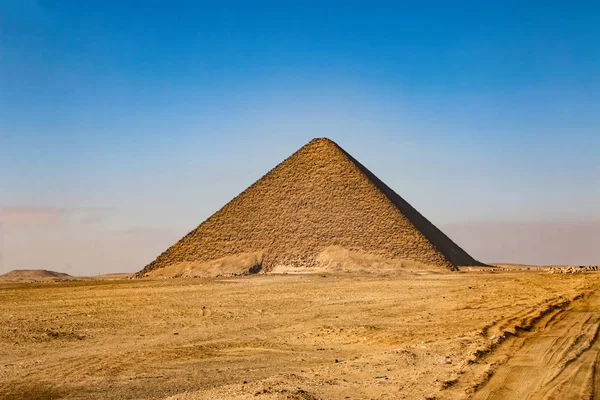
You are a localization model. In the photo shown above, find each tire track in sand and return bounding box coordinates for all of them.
[472,292,600,400]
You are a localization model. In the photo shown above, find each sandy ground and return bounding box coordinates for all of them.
[472,290,600,400]
[1,270,599,399]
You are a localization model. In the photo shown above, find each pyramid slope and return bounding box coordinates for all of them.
[338,147,484,267]
[137,138,483,277]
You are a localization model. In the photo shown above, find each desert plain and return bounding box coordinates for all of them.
[1,268,599,400]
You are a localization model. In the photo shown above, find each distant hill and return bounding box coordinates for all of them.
[0,269,74,282]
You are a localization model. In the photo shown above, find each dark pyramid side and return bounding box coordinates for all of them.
[137,138,484,277]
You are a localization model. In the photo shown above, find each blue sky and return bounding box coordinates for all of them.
[1,1,599,273]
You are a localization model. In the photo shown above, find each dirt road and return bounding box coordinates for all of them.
[472,291,600,400]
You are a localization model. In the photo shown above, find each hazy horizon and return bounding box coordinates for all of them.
[1,2,599,274]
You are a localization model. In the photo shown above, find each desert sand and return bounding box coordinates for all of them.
[1,269,599,399]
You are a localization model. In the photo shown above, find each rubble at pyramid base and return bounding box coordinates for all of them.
[139,246,445,278]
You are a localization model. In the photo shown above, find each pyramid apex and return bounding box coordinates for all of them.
[305,137,338,147]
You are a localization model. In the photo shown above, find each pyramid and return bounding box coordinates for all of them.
[137,138,484,277]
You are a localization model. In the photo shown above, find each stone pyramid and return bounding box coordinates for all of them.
[137,138,483,277]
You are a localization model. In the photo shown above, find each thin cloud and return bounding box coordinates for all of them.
[0,206,114,227]
[0,206,66,226]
